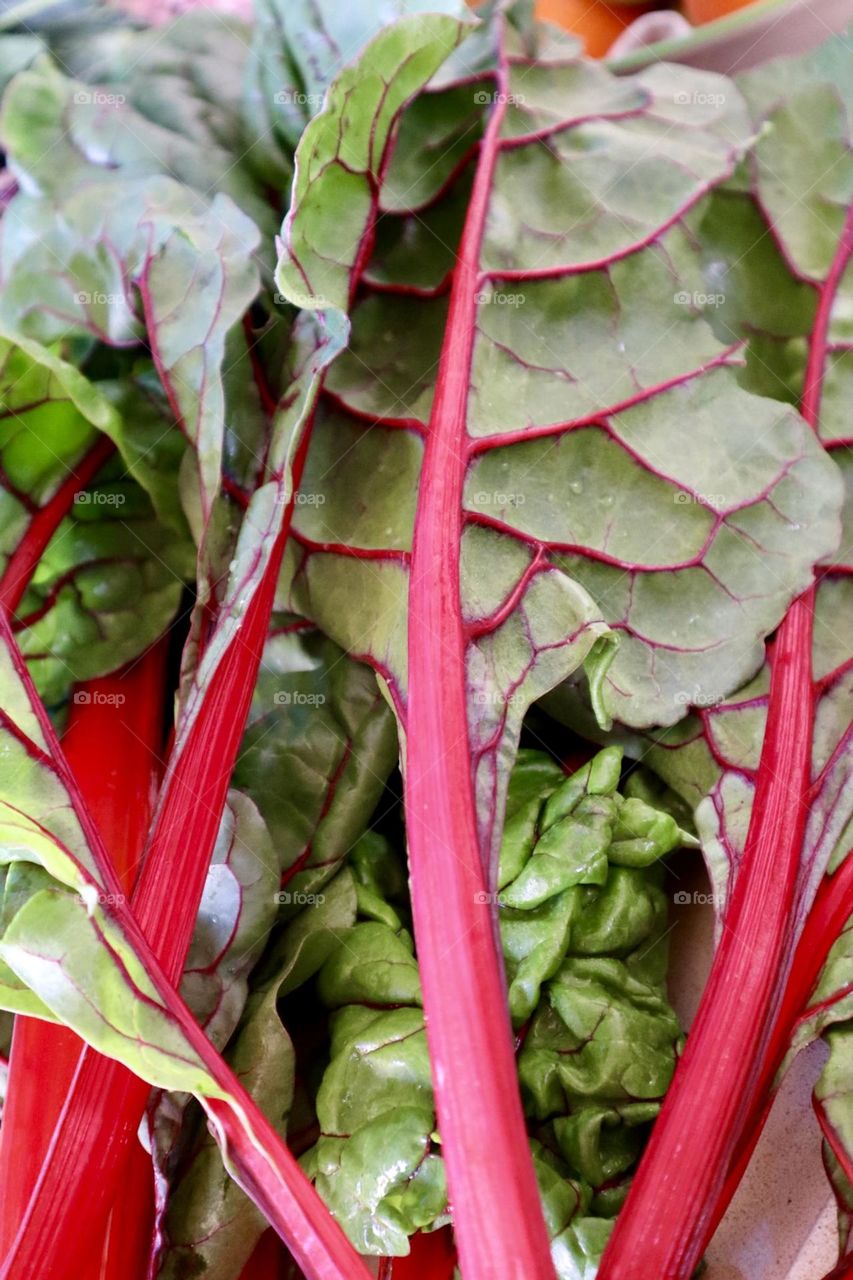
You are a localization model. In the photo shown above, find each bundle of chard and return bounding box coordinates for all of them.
[0,2,852,1278]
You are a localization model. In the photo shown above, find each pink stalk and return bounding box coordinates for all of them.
[405,22,555,1280]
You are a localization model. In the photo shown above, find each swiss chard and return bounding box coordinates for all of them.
[276,6,841,1273]
[1,3,852,1277]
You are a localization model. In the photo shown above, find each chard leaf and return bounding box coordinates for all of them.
[301,754,681,1271]
[0,174,260,533]
[245,0,471,189]
[179,791,279,1050]
[277,12,471,311]
[0,335,194,702]
[275,11,839,1271]
[0,55,274,235]
[13,459,187,705]
[233,620,398,906]
[0,749,222,1093]
[596,34,853,1278]
[96,362,191,538]
[0,332,116,611]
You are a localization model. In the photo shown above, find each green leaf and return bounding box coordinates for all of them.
[0,175,260,534]
[0,53,274,235]
[276,13,471,311]
[233,622,398,907]
[245,0,470,190]
[14,460,187,705]
[277,18,841,739]
[0,332,111,576]
[302,750,682,1258]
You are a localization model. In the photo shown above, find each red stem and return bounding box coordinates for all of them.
[823,1258,853,1280]
[697,851,853,1253]
[239,1229,289,1279]
[405,25,555,1280]
[0,644,166,1273]
[599,203,853,1280]
[0,436,114,615]
[0,421,326,1277]
[0,526,284,1280]
[0,607,371,1280]
[600,597,815,1278]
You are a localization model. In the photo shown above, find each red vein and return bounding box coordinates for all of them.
[0,436,115,616]
[465,343,742,454]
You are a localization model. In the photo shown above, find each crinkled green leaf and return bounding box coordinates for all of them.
[302,750,682,1263]
[520,956,680,1115]
[318,921,421,1008]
